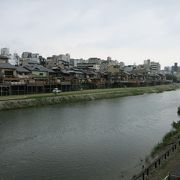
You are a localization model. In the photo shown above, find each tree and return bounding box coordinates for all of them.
[165,74,177,82]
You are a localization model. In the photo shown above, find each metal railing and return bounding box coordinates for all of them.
[132,138,180,180]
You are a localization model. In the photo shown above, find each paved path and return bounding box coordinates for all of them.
[150,149,180,180]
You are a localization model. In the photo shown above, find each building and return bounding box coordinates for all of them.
[47,56,69,69]
[99,61,109,72]
[123,65,136,73]
[0,48,10,63]
[56,54,70,63]
[172,62,180,73]
[88,57,102,64]
[107,65,121,75]
[23,64,54,78]
[15,66,31,85]
[0,55,9,63]
[144,59,151,66]
[20,52,40,65]
[0,63,17,83]
[77,62,100,71]
[70,58,85,67]
[46,54,70,68]
[99,58,120,73]
[144,59,161,74]
[1,48,10,56]
[164,66,172,74]
[22,52,32,58]
[150,61,161,73]
[144,59,160,74]
[11,53,20,65]
[16,66,30,78]
[132,64,150,76]
[175,72,180,82]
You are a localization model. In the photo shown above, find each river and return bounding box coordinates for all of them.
[0,90,180,180]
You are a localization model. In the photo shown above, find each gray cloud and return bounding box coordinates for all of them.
[0,0,180,66]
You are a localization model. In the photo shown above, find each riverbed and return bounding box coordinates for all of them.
[0,90,180,180]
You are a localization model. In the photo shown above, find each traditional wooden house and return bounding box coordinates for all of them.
[15,66,31,85]
[0,63,18,83]
[23,64,55,85]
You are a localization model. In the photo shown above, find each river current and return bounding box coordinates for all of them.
[0,90,180,180]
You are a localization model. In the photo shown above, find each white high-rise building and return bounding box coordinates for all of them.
[144,59,160,73]
[150,61,161,73]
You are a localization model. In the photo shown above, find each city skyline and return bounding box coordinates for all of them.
[1,0,180,67]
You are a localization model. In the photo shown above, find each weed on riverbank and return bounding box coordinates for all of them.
[0,84,180,111]
[151,120,180,157]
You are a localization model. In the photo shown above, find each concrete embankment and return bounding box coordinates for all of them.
[0,84,180,111]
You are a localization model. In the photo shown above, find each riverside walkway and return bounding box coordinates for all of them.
[132,138,180,180]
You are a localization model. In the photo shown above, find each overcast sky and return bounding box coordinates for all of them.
[0,0,180,67]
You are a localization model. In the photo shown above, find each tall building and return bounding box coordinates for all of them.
[150,61,161,73]
[57,54,71,63]
[144,59,151,71]
[0,48,10,63]
[144,59,160,73]
[46,54,70,69]
[144,59,151,66]
[172,62,179,72]
[1,48,9,56]
[20,52,40,65]
[70,58,85,67]
[88,57,102,64]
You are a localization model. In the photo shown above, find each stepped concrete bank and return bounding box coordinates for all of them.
[0,84,180,111]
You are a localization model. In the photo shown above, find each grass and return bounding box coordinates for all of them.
[0,84,179,102]
[0,84,180,111]
[151,120,180,157]
[139,119,180,180]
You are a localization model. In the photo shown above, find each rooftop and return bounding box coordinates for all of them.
[0,63,16,69]
[16,66,30,73]
[23,64,54,73]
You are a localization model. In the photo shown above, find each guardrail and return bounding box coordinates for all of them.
[132,138,180,180]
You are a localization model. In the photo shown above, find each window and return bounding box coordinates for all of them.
[5,70,13,77]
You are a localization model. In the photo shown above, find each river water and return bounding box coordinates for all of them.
[0,90,180,180]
